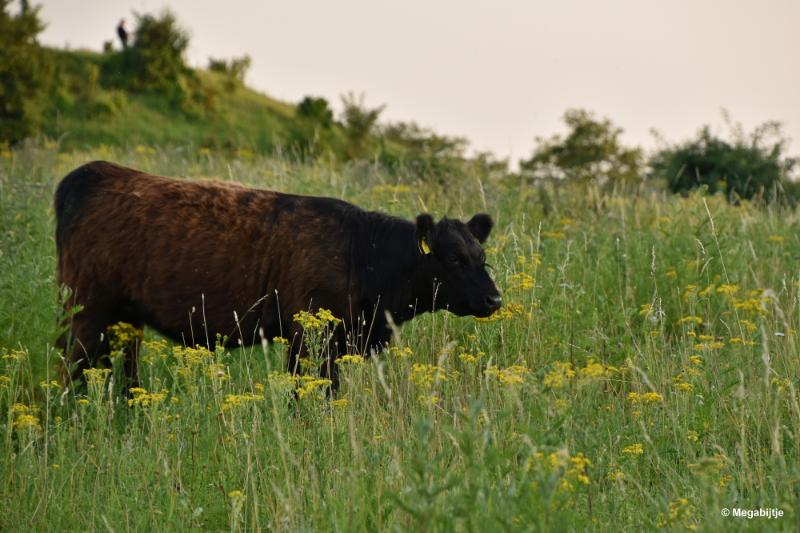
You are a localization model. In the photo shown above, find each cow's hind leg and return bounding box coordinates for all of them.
[109,319,145,390]
[59,310,113,387]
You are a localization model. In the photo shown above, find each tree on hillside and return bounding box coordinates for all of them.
[102,9,191,97]
[649,120,796,203]
[208,54,251,90]
[290,96,337,158]
[0,0,53,143]
[127,10,190,92]
[340,92,384,160]
[297,96,334,129]
[379,121,470,177]
[520,109,643,188]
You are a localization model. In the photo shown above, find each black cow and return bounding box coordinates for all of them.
[55,161,502,388]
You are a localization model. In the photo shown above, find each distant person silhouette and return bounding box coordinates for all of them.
[117,19,128,49]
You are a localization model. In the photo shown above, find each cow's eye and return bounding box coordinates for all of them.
[447,254,460,265]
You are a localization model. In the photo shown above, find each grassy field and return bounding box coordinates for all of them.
[1,142,799,531]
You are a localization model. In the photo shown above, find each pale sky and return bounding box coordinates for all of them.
[33,0,800,164]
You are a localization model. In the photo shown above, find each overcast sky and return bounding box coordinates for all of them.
[34,0,800,163]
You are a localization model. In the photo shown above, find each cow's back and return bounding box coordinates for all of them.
[54,161,352,345]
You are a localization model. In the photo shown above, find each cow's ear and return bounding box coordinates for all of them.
[467,213,493,244]
[416,214,436,255]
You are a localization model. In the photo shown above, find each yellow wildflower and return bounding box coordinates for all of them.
[128,387,168,408]
[83,367,111,386]
[389,346,413,359]
[627,392,663,404]
[484,364,530,386]
[622,443,644,456]
[578,359,607,380]
[410,363,456,388]
[335,354,364,365]
[543,361,575,389]
[222,393,264,411]
[716,284,739,296]
[297,378,332,399]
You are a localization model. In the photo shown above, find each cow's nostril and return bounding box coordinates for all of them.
[487,295,502,309]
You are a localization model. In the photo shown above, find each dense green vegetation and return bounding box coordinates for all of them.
[2,2,800,530]
[1,144,800,530]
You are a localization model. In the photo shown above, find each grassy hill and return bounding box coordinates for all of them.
[42,48,312,154]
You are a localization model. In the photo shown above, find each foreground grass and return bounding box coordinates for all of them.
[1,144,799,531]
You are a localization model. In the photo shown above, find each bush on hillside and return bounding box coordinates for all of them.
[378,121,471,179]
[340,92,384,160]
[649,121,797,203]
[289,96,338,158]
[520,109,644,189]
[208,55,251,88]
[0,0,54,143]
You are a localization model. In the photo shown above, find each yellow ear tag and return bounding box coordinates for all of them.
[420,239,431,255]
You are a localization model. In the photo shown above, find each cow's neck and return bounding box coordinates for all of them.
[355,215,435,326]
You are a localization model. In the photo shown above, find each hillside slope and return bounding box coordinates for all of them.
[42,48,311,153]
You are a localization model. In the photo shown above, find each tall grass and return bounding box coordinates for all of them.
[1,143,798,530]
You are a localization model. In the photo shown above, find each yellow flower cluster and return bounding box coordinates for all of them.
[621,443,644,456]
[140,339,169,364]
[410,363,458,388]
[507,272,535,291]
[128,387,168,408]
[716,284,739,296]
[222,393,264,412]
[516,253,542,268]
[1,348,28,361]
[107,322,144,354]
[673,373,693,392]
[657,498,696,529]
[11,404,41,432]
[475,302,530,322]
[293,308,341,331]
[485,364,530,386]
[694,340,725,351]
[577,359,610,380]
[389,346,413,359]
[335,354,364,365]
[39,379,61,391]
[627,392,664,405]
[458,351,484,365]
[296,377,332,399]
[417,394,440,406]
[173,346,214,366]
[527,449,592,491]
[543,361,575,389]
[83,367,111,386]
[267,372,299,388]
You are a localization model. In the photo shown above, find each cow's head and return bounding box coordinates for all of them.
[416,213,502,318]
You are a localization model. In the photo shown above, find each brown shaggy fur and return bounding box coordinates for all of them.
[56,162,357,382]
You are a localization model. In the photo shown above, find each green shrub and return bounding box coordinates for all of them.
[127,9,190,92]
[207,55,251,86]
[0,0,54,143]
[649,121,796,203]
